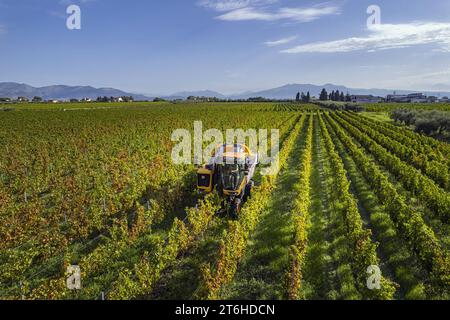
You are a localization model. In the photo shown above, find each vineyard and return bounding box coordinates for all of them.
[363,103,450,112]
[0,102,449,300]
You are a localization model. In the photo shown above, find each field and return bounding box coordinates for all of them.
[0,102,449,300]
[363,103,450,112]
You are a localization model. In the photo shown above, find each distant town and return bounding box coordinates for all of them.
[0,96,135,104]
[294,89,447,104]
[354,92,446,104]
[0,89,448,104]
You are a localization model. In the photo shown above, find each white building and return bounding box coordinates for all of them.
[386,93,433,103]
[408,93,428,103]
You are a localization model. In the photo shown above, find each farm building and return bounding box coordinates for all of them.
[351,95,383,103]
[387,93,435,103]
[387,94,409,103]
[17,96,29,102]
[32,96,43,102]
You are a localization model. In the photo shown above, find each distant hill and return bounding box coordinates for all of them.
[164,90,226,100]
[2,82,449,101]
[0,82,150,101]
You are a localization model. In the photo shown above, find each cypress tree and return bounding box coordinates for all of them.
[320,88,328,101]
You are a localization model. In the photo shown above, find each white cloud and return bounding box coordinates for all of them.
[198,0,277,12]
[282,22,450,53]
[217,4,340,22]
[265,36,297,47]
[0,24,7,34]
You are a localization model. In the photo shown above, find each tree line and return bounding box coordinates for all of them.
[295,92,311,103]
[391,109,450,141]
[319,89,352,102]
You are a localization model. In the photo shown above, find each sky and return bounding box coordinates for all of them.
[1,0,450,95]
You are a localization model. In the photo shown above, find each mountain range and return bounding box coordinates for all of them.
[1,82,450,101]
[0,82,149,101]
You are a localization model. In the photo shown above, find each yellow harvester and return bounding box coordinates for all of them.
[197,144,258,219]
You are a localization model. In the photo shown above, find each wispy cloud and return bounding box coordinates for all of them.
[265,36,297,47]
[198,1,340,23]
[0,24,7,35]
[198,0,277,12]
[217,4,340,22]
[282,22,450,53]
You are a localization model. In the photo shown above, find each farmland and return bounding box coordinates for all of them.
[363,103,450,113]
[0,102,449,300]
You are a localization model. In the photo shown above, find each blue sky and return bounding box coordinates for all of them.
[1,0,450,95]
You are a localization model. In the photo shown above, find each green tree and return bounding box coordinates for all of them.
[320,89,328,101]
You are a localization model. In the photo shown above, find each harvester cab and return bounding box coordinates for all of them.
[197,144,258,219]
